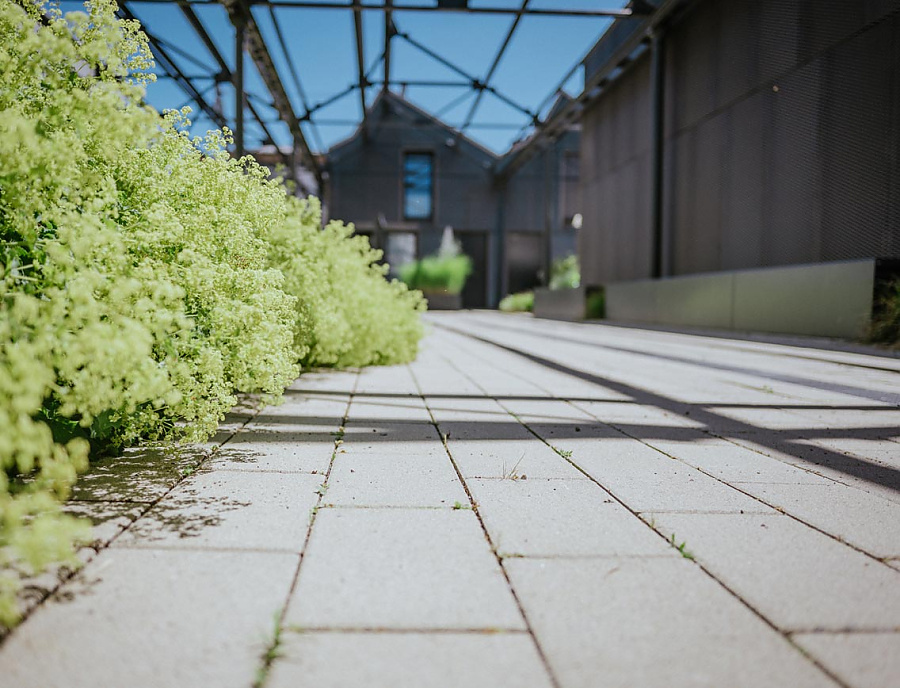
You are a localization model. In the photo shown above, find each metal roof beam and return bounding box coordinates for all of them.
[461,0,528,132]
[305,83,358,118]
[179,3,295,172]
[118,3,226,128]
[223,0,319,177]
[132,1,645,19]
[266,4,327,151]
[396,27,536,122]
[352,0,369,139]
[383,0,394,90]
[493,0,680,179]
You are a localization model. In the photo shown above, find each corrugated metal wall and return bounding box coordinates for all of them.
[579,57,653,285]
[580,0,900,286]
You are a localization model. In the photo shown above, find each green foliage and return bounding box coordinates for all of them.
[398,254,472,295]
[0,0,422,626]
[549,254,580,291]
[670,534,695,560]
[267,198,425,367]
[498,291,534,313]
[585,288,605,319]
[868,279,900,346]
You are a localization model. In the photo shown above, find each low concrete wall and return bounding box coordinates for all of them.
[605,259,884,339]
[534,287,586,321]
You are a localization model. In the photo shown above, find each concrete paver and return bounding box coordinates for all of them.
[650,512,900,631]
[0,548,298,688]
[325,452,467,507]
[467,478,674,557]
[285,508,525,630]
[732,481,900,558]
[559,436,773,513]
[793,633,900,688]
[268,632,554,688]
[506,557,836,688]
[217,430,338,472]
[117,469,322,551]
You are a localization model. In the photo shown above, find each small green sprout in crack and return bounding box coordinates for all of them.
[556,448,573,459]
[308,505,319,525]
[670,533,695,560]
[452,501,472,510]
[253,613,284,688]
[315,483,328,497]
[180,466,195,478]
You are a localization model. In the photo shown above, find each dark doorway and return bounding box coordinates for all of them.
[506,232,542,295]
[457,231,488,309]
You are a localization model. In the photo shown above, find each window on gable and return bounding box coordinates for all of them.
[403,152,434,220]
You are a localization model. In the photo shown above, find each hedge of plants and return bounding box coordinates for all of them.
[0,0,424,626]
[498,292,534,313]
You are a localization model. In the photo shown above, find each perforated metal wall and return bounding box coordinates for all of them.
[580,0,900,285]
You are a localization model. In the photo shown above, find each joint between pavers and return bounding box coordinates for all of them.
[409,361,564,688]
[636,509,776,516]
[319,504,460,510]
[211,468,327,476]
[284,626,530,635]
[112,543,304,556]
[497,553,682,561]
[787,627,900,635]
[250,370,361,688]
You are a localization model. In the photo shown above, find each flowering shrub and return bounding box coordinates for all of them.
[0,0,422,626]
[268,198,425,367]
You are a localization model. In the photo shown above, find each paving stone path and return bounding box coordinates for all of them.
[2,311,900,687]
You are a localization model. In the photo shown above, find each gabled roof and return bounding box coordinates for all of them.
[327,89,499,164]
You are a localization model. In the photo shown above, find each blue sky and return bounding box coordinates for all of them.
[61,1,624,154]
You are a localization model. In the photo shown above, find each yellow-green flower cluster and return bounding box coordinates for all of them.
[0,0,423,626]
[269,197,425,368]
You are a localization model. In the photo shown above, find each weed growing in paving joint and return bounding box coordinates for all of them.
[555,448,573,459]
[254,612,285,688]
[670,534,695,560]
[452,501,471,510]
[501,454,527,481]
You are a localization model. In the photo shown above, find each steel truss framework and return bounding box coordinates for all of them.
[116,1,657,187]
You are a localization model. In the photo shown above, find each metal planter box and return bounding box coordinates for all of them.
[533,286,586,321]
[424,293,463,311]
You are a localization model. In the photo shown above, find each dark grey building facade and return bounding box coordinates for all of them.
[579,0,900,286]
[325,91,580,308]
